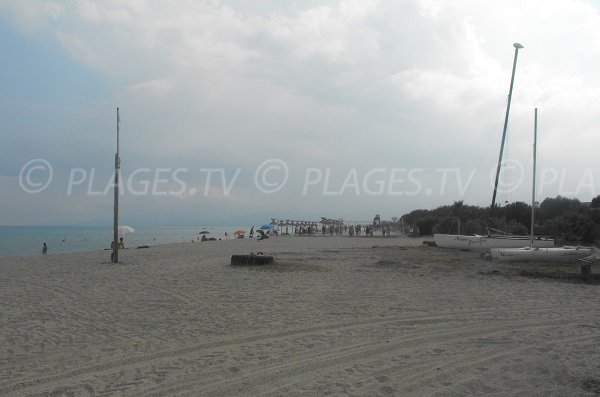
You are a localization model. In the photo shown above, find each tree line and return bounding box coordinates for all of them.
[400,195,600,244]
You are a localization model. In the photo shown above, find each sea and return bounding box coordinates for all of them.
[0,225,248,257]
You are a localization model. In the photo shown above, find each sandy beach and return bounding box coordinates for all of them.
[1,236,599,396]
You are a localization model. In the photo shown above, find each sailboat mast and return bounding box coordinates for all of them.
[490,43,524,229]
[530,108,538,246]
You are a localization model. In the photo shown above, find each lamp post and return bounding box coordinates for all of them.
[490,42,524,230]
[112,107,120,263]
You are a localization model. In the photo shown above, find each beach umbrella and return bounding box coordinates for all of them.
[259,224,273,230]
[198,231,210,235]
[118,225,135,236]
[233,229,245,237]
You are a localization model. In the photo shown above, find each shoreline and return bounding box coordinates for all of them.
[0,233,416,259]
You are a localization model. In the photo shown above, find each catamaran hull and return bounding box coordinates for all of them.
[490,247,593,262]
[433,234,555,250]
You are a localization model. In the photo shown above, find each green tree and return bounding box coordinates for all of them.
[415,216,437,235]
[400,196,597,242]
[503,201,531,229]
[463,219,486,235]
[434,216,462,234]
[591,195,600,208]
[539,196,582,220]
[543,213,599,243]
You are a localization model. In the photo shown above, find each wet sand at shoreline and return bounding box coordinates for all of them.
[1,236,599,396]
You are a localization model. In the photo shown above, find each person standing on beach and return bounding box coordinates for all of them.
[42,242,48,255]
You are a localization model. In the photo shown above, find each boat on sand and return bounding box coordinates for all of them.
[490,246,594,262]
[490,109,593,263]
[435,43,554,251]
[434,234,554,250]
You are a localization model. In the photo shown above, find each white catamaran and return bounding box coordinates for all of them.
[490,109,593,262]
[434,234,554,250]
[434,43,554,250]
[491,246,594,262]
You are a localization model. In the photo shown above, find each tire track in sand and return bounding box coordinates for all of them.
[0,306,542,395]
[338,333,600,397]
[0,310,474,395]
[1,306,588,396]
[132,316,585,397]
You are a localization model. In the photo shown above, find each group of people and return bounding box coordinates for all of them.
[40,223,394,255]
[248,226,276,240]
[334,224,393,237]
[42,237,127,256]
[280,223,394,237]
[348,224,375,237]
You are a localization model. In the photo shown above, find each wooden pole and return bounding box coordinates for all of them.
[112,107,120,263]
[581,263,592,282]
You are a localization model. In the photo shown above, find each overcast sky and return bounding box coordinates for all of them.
[1,0,599,226]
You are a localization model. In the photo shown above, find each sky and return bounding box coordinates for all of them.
[1,0,600,226]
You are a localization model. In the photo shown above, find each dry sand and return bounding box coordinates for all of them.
[1,236,599,396]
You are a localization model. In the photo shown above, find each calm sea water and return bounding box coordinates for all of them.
[0,225,249,257]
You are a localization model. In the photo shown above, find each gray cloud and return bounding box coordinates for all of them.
[2,0,600,225]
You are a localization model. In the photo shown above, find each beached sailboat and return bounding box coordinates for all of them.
[490,246,594,262]
[490,109,592,262]
[434,233,553,250]
[434,43,554,250]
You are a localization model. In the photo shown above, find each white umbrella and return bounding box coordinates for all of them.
[118,225,135,236]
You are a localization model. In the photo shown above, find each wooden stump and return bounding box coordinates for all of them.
[231,254,274,266]
[581,263,592,281]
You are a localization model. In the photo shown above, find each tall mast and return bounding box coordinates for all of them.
[112,107,120,263]
[489,42,524,231]
[530,108,538,246]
